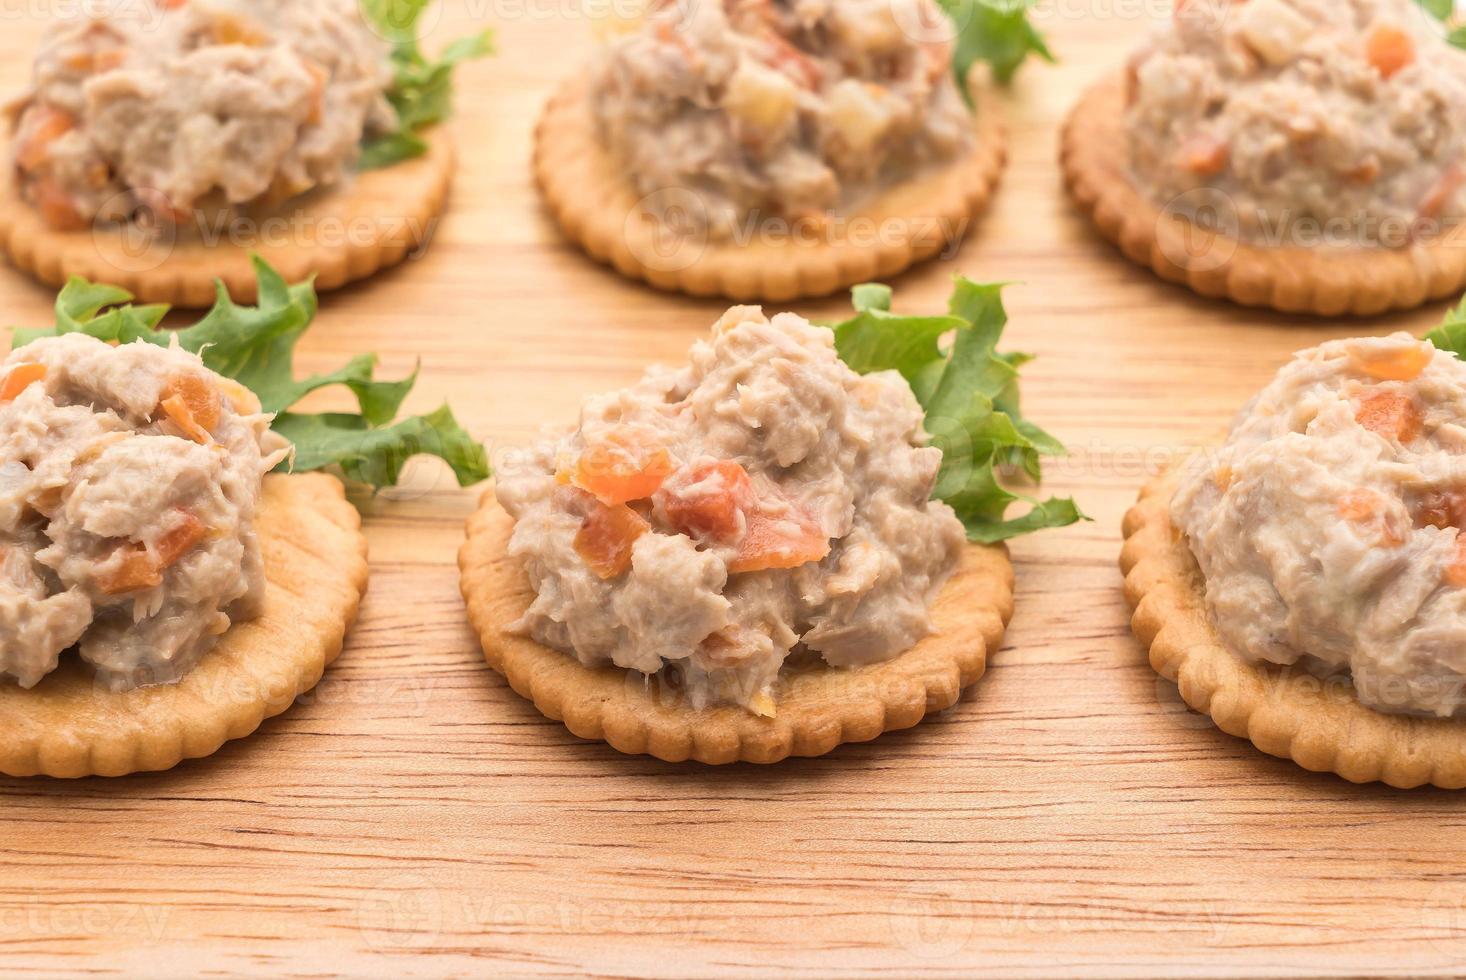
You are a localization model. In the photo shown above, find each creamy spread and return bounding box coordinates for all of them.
[591,0,972,237]
[10,0,396,230]
[1173,334,1466,717]
[1126,0,1466,244]
[0,334,288,691]
[495,306,965,713]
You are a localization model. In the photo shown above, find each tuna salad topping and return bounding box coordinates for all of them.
[9,0,397,230]
[1172,333,1466,718]
[590,0,975,238]
[1126,0,1466,244]
[0,333,289,691]
[497,306,968,712]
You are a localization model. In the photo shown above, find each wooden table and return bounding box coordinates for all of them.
[4,3,1464,977]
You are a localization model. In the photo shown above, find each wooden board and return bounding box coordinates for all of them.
[3,4,1465,976]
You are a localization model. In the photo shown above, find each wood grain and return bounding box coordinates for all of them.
[2,3,1465,977]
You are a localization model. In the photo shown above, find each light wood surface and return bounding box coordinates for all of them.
[3,3,1464,977]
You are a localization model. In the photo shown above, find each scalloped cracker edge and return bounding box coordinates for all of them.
[0,472,369,778]
[1121,469,1466,789]
[459,492,1015,764]
[0,130,455,308]
[1061,74,1466,317]
[532,77,1006,303]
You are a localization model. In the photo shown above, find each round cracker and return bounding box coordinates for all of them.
[458,491,1015,764]
[0,472,369,779]
[1121,468,1466,789]
[1061,74,1466,317]
[532,77,1006,303]
[0,130,455,308]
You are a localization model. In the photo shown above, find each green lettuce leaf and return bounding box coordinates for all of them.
[829,277,1086,543]
[360,1,494,169]
[1418,0,1455,22]
[11,257,490,492]
[936,0,1054,101]
[1426,292,1466,354]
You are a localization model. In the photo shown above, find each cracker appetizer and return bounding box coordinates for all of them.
[1,259,488,778]
[1123,302,1466,788]
[0,0,491,307]
[1062,0,1466,316]
[461,279,1082,763]
[535,0,1050,301]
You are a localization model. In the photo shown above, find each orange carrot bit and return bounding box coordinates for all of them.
[1339,489,1384,522]
[303,60,328,125]
[1178,134,1228,176]
[660,460,756,542]
[1354,389,1423,443]
[1366,24,1414,80]
[574,500,651,580]
[1446,537,1466,588]
[158,374,222,445]
[1349,343,1432,382]
[1415,490,1466,531]
[156,509,207,568]
[30,174,86,231]
[0,363,46,403]
[1338,489,1405,546]
[762,32,821,89]
[15,105,75,172]
[1418,165,1465,224]
[563,429,674,506]
[163,374,222,431]
[98,547,162,596]
[729,510,830,574]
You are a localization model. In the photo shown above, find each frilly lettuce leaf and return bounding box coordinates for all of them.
[11,257,489,492]
[360,0,494,169]
[829,278,1086,543]
[1426,291,1466,353]
[1415,0,1466,47]
[936,0,1054,100]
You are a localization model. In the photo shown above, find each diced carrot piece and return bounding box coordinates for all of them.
[1339,489,1383,522]
[574,500,650,579]
[1178,134,1228,176]
[763,32,821,89]
[1354,390,1422,442]
[303,60,328,124]
[729,511,830,574]
[1367,25,1414,80]
[30,175,86,231]
[160,396,211,445]
[211,13,267,46]
[162,373,221,433]
[99,548,162,595]
[156,509,207,567]
[16,105,74,172]
[97,510,207,595]
[1418,165,1465,224]
[1415,491,1466,530]
[660,460,756,541]
[1344,158,1381,184]
[1350,343,1431,382]
[563,430,673,506]
[1338,489,1404,545]
[1446,537,1466,587]
[158,0,188,8]
[0,363,46,403]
